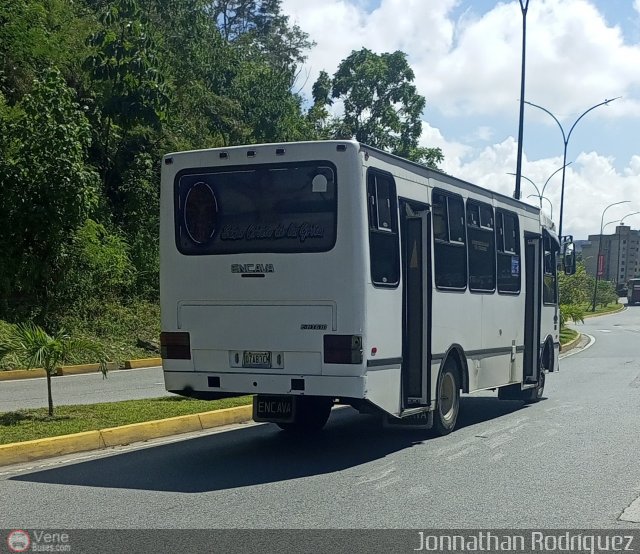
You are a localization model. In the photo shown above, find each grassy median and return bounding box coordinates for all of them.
[560,328,579,345]
[0,395,253,445]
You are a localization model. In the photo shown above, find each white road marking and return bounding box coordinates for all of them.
[559,334,595,359]
[446,445,479,461]
[375,476,402,490]
[487,435,516,449]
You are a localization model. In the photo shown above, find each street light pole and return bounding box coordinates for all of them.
[508,162,569,220]
[591,200,630,312]
[527,194,553,219]
[513,0,530,201]
[524,97,620,239]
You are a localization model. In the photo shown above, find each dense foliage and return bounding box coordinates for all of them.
[558,261,619,328]
[0,0,442,331]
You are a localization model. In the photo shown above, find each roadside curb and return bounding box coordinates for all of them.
[582,303,625,319]
[560,331,582,354]
[0,358,161,381]
[0,404,253,467]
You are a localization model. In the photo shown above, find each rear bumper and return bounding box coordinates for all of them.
[163,370,366,399]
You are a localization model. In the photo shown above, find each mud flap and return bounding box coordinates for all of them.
[383,409,433,430]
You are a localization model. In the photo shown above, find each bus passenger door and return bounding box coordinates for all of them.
[400,200,431,409]
[523,233,542,383]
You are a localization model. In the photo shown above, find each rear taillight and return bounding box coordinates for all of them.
[160,332,191,360]
[324,335,363,364]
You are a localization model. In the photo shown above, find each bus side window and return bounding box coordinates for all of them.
[496,210,521,294]
[543,233,558,304]
[467,200,496,293]
[367,170,400,287]
[433,190,467,290]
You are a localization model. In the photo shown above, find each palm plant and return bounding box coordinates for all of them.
[7,324,108,416]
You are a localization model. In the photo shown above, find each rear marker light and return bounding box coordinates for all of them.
[160,332,191,360]
[336,144,347,152]
[324,335,363,364]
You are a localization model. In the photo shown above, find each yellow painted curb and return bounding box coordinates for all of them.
[59,362,118,375]
[0,369,49,381]
[582,303,625,319]
[0,404,254,467]
[1,359,160,381]
[199,405,253,428]
[100,413,202,447]
[0,431,105,467]
[124,358,162,369]
[560,332,582,353]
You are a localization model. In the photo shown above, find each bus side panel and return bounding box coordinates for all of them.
[479,294,523,388]
[430,290,481,391]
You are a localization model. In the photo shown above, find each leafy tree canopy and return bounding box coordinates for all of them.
[316,48,443,168]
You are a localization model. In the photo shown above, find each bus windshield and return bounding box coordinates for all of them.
[174,162,337,255]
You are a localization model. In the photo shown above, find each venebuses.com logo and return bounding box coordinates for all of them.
[7,530,31,553]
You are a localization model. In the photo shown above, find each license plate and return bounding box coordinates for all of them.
[243,351,272,369]
[253,395,295,423]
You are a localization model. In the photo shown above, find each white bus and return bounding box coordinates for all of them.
[160,140,575,435]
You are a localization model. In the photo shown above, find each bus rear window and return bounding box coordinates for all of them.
[174,162,337,254]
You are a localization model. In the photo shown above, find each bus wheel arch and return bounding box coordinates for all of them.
[439,344,469,393]
[540,335,555,372]
[433,348,466,435]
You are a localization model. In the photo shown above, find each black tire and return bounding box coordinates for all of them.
[432,359,460,436]
[277,396,333,434]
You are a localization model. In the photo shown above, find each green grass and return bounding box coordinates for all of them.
[560,327,579,346]
[0,396,253,445]
[581,302,624,318]
[0,300,161,370]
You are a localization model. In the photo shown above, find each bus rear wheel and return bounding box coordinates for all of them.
[276,396,333,434]
[432,360,460,436]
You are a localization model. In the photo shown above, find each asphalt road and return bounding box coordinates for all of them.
[2,305,640,530]
[0,366,171,411]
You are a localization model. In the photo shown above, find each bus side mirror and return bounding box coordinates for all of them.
[562,241,576,275]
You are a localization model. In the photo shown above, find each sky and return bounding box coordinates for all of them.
[280,0,640,240]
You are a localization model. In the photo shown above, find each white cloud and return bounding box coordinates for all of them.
[281,0,640,238]
[423,124,640,238]
[286,0,640,119]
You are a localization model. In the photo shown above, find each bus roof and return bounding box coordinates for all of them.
[360,143,541,217]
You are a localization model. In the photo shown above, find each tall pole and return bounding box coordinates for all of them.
[508,162,568,220]
[591,200,630,312]
[527,195,554,220]
[524,97,620,239]
[513,0,530,200]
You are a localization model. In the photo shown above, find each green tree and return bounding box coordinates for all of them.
[0,0,93,104]
[4,324,108,416]
[558,261,593,305]
[324,48,443,168]
[55,219,135,311]
[595,280,618,307]
[211,0,313,76]
[0,67,100,319]
[84,0,168,187]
